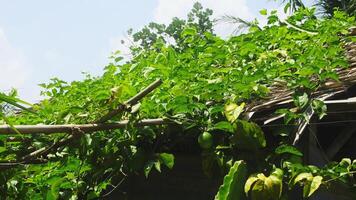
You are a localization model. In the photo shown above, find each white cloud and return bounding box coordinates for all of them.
[0,28,29,94]
[153,0,253,36]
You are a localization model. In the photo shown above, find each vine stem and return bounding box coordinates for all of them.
[280,19,318,35]
[101,177,127,198]
[323,170,356,184]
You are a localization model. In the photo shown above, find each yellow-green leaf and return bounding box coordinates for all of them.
[306,176,323,197]
[293,172,313,186]
[251,180,268,200]
[266,175,283,199]
[224,102,245,123]
[245,175,259,195]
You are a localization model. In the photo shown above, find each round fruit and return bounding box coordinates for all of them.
[198,132,213,149]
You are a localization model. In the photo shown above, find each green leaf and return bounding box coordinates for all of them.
[284,3,291,13]
[270,168,283,179]
[94,90,111,101]
[142,67,156,78]
[115,56,124,62]
[294,173,323,197]
[159,153,174,169]
[312,100,327,119]
[0,93,35,113]
[46,191,57,200]
[182,27,197,37]
[208,105,224,115]
[213,121,234,133]
[144,161,154,178]
[224,103,245,123]
[129,63,138,72]
[352,160,356,170]
[260,9,268,16]
[87,191,99,200]
[215,160,247,200]
[155,53,166,64]
[0,93,32,106]
[0,147,6,154]
[251,180,267,200]
[246,169,283,200]
[293,93,308,109]
[275,144,303,156]
[266,169,283,199]
[340,158,352,168]
[46,177,64,200]
[231,120,266,150]
[154,160,161,172]
[207,77,223,84]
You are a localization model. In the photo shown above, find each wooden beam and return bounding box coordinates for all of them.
[324,97,356,104]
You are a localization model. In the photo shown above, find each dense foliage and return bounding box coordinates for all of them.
[316,0,356,17]
[0,4,355,199]
[281,0,356,17]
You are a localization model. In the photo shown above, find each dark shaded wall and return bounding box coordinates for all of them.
[107,154,221,200]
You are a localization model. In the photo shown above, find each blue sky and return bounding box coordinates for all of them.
[0,0,313,103]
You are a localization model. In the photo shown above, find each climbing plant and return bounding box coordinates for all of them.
[0,4,355,200]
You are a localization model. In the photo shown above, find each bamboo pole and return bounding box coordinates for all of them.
[0,119,167,135]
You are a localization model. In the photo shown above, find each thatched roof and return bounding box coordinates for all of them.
[245,27,356,125]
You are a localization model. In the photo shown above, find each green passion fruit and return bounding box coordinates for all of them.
[198,131,213,149]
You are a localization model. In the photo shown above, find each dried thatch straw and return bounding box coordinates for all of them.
[246,28,356,114]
